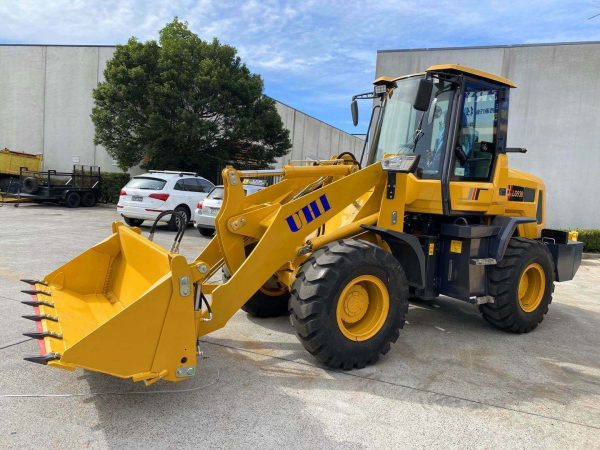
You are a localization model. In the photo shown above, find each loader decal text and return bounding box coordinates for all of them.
[285,194,332,232]
[507,185,536,202]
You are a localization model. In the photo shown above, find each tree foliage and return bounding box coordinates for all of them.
[92,19,291,181]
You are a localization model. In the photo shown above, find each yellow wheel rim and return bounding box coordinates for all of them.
[336,275,390,341]
[259,277,287,297]
[518,263,545,312]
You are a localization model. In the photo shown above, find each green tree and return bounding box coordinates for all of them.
[92,19,291,181]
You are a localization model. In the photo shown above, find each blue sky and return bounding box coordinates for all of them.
[1,1,599,133]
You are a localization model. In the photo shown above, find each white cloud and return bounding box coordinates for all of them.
[0,0,599,131]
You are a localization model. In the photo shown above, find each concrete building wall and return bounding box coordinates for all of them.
[377,42,600,229]
[0,45,363,175]
[273,102,363,165]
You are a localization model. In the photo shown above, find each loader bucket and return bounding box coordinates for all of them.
[22,222,198,384]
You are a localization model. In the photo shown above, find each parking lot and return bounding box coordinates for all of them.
[0,204,599,448]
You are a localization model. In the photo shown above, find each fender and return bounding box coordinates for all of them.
[490,216,536,262]
[362,225,426,288]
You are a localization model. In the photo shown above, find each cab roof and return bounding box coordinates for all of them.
[374,64,516,88]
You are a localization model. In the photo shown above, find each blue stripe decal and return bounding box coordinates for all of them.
[309,200,321,218]
[319,194,331,212]
[301,205,315,223]
[285,214,302,232]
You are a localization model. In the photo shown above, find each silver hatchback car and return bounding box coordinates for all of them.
[193,184,264,236]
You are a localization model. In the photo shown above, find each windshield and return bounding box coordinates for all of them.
[207,187,225,200]
[371,76,455,178]
[126,177,166,190]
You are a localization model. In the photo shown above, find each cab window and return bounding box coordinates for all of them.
[374,77,455,179]
[453,83,499,181]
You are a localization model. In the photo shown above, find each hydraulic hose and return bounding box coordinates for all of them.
[147,209,187,253]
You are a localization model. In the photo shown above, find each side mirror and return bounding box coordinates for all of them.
[413,79,434,112]
[351,99,359,126]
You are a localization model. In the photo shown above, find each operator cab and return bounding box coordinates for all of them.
[365,65,514,177]
[353,64,516,216]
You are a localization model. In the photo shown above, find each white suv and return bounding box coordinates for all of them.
[117,171,214,230]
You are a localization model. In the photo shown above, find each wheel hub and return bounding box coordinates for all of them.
[336,275,390,341]
[340,285,369,323]
[518,263,545,312]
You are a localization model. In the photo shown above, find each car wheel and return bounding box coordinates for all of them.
[124,217,144,227]
[168,206,189,231]
[198,227,214,237]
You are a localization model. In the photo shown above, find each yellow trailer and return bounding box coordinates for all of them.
[0,148,43,193]
[0,148,43,176]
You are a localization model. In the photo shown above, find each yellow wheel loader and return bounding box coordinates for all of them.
[21,64,584,384]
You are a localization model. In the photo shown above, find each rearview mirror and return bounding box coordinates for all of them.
[351,99,359,126]
[413,79,434,112]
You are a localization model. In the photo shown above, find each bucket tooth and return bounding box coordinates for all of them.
[21,300,55,308]
[23,353,60,365]
[21,289,51,297]
[22,314,58,322]
[23,331,62,340]
[20,279,48,286]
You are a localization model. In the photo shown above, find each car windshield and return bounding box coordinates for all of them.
[126,177,166,190]
[372,76,455,178]
[207,187,224,200]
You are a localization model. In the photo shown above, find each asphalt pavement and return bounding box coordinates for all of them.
[0,204,598,448]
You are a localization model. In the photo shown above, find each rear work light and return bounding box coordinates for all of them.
[119,189,127,196]
[149,193,170,201]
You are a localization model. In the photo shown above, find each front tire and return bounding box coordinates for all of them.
[481,238,554,333]
[290,239,409,370]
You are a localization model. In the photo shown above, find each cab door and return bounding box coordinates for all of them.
[448,79,509,214]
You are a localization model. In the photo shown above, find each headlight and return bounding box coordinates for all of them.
[374,84,387,95]
[381,154,420,173]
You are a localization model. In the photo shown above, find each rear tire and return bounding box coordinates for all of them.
[64,191,81,208]
[198,227,214,237]
[124,217,144,227]
[480,237,554,333]
[290,239,409,370]
[81,191,97,207]
[168,206,189,231]
[221,263,290,318]
[241,278,290,318]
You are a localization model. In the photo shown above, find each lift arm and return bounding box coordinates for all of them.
[193,162,386,335]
